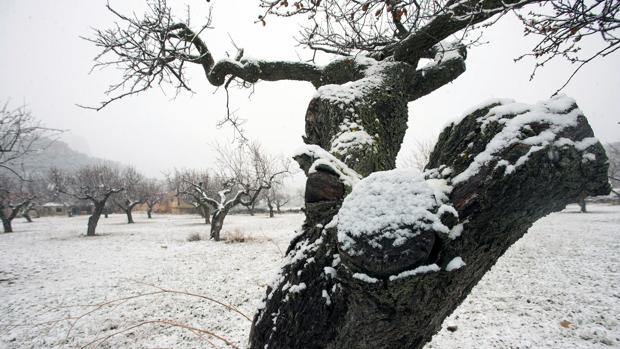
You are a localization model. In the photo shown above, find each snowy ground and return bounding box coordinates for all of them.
[0,204,618,348]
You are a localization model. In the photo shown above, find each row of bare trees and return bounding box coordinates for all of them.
[48,164,167,236]
[1,140,294,238]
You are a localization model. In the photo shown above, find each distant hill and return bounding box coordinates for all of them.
[12,138,119,175]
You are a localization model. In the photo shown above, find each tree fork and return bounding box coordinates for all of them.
[249,96,610,349]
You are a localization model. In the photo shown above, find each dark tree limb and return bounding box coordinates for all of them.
[249,96,610,349]
[391,0,542,64]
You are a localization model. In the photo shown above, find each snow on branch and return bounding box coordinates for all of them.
[445,95,599,184]
[293,144,362,188]
[82,0,323,111]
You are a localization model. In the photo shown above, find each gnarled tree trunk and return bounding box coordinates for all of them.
[1,202,29,233]
[249,96,610,349]
[125,209,134,224]
[1,217,12,233]
[266,197,275,218]
[210,208,228,241]
[87,202,105,236]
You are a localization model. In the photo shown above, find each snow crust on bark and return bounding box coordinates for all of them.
[293,144,362,187]
[451,95,599,184]
[445,256,466,271]
[388,263,441,281]
[337,169,455,255]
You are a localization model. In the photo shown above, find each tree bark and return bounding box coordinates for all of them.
[125,209,134,224]
[1,203,27,233]
[210,209,228,241]
[267,198,274,218]
[87,203,105,236]
[247,203,255,216]
[1,218,12,233]
[249,97,610,349]
[147,208,153,219]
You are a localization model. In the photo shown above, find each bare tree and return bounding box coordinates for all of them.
[18,174,49,222]
[0,173,36,232]
[143,178,165,219]
[187,142,289,241]
[86,0,614,347]
[0,102,60,179]
[399,138,437,172]
[49,164,123,236]
[265,183,291,217]
[516,0,620,92]
[167,169,214,224]
[257,155,293,217]
[114,166,146,224]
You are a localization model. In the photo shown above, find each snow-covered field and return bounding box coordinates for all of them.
[0,204,618,348]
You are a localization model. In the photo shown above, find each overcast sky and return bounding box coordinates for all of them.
[1,0,618,182]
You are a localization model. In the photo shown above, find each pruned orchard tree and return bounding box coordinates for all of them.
[50,164,123,236]
[0,173,37,233]
[18,174,48,223]
[143,178,165,219]
[265,156,294,217]
[114,166,146,224]
[167,168,215,224]
[189,142,289,241]
[88,0,614,347]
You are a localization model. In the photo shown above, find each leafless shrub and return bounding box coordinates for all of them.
[187,232,202,242]
[223,229,253,244]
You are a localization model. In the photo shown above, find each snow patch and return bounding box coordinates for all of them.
[449,223,464,239]
[338,169,453,255]
[321,289,332,306]
[389,264,440,281]
[323,266,337,279]
[352,272,379,283]
[288,283,307,294]
[446,257,466,271]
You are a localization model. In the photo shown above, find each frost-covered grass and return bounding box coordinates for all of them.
[1,204,619,348]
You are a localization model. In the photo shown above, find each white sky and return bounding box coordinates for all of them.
[1,0,618,182]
